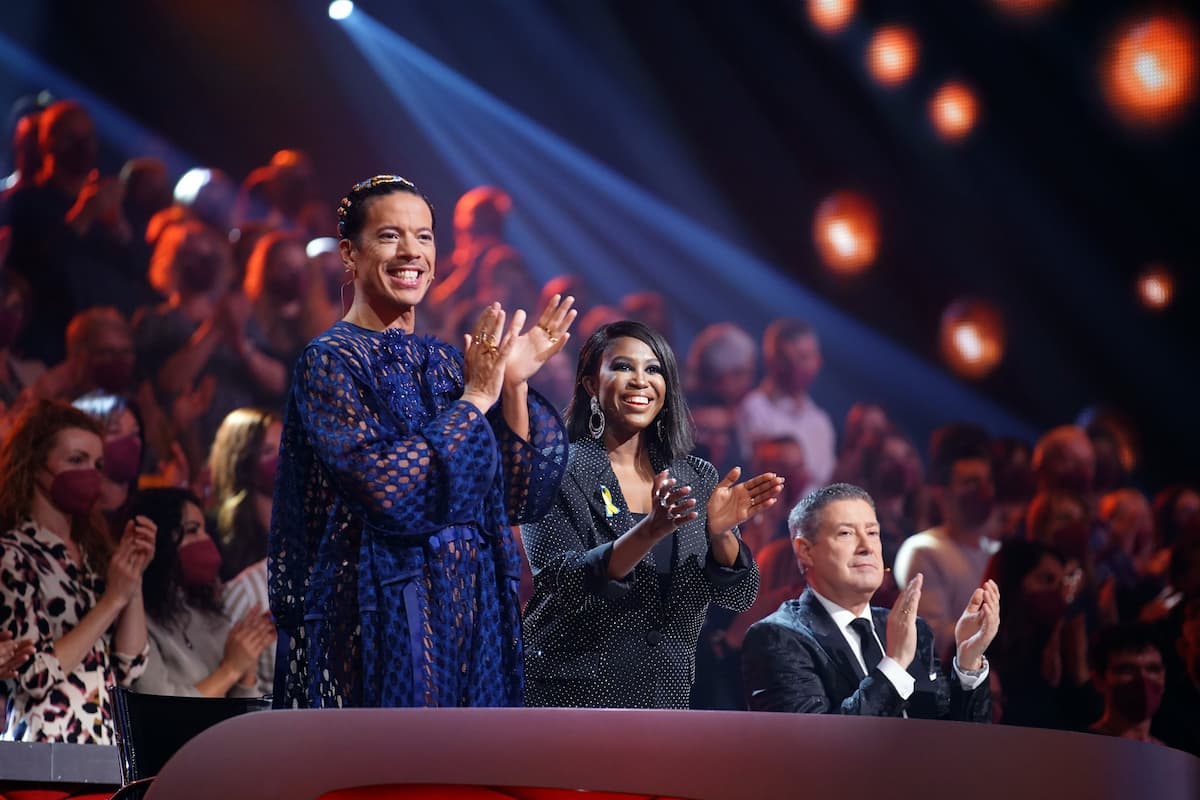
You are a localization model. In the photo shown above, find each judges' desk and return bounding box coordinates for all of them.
[146,708,1200,800]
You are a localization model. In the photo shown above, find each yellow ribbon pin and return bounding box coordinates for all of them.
[600,485,619,518]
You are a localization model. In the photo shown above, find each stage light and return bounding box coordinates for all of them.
[929,80,979,142]
[812,191,880,275]
[808,0,856,35]
[1102,13,1198,128]
[989,0,1059,16]
[1136,264,1175,311]
[867,25,919,88]
[174,168,213,206]
[940,298,1005,380]
[329,1,355,21]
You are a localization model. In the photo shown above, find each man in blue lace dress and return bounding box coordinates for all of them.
[269,175,575,708]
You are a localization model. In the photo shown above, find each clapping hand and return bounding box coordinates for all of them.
[0,630,35,679]
[645,470,698,540]
[955,579,1000,671]
[705,467,785,537]
[502,294,577,388]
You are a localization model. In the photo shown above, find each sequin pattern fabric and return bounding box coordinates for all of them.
[269,322,566,708]
[521,438,759,709]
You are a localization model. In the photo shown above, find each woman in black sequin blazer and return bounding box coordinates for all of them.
[521,320,784,708]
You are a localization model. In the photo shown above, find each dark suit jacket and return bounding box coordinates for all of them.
[521,438,759,709]
[741,588,990,721]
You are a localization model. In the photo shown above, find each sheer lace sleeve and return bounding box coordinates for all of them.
[488,389,567,525]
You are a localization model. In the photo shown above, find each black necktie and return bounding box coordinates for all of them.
[849,617,884,675]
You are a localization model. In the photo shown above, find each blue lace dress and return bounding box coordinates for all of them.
[269,322,567,708]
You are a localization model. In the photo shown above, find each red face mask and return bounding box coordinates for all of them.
[48,468,103,516]
[178,538,222,589]
[103,434,143,485]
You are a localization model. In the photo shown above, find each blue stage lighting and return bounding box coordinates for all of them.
[333,12,1039,445]
[329,1,355,21]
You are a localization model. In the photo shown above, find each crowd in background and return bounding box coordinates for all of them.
[0,95,1196,755]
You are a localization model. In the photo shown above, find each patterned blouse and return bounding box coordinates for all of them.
[0,519,147,743]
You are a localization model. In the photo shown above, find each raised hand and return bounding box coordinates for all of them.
[502,293,577,387]
[105,524,153,606]
[705,466,785,537]
[223,606,276,685]
[461,303,513,412]
[885,572,923,669]
[0,630,35,679]
[955,579,1000,671]
[645,469,698,540]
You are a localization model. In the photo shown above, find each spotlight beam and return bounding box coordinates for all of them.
[335,11,1039,443]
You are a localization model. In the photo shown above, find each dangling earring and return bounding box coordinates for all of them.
[656,415,665,441]
[588,395,605,439]
[340,269,355,316]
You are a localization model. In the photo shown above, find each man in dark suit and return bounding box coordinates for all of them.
[742,483,999,720]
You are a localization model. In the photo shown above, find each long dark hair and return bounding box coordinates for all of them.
[565,320,693,463]
[134,487,222,631]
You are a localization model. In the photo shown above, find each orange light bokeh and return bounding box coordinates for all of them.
[812,191,880,275]
[940,298,1006,380]
[808,0,857,35]
[989,0,1060,16]
[867,26,920,88]
[1102,13,1199,128]
[1136,264,1175,311]
[930,81,980,142]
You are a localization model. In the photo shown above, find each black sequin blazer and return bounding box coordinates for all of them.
[521,437,759,709]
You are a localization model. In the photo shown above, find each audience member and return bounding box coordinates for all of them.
[737,318,835,493]
[894,424,1000,664]
[983,539,1099,730]
[1153,598,1200,754]
[134,220,284,464]
[132,488,274,698]
[242,230,310,384]
[1088,623,1167,745]
[0,272,44,411]
[0,400,156,742]
[208,407,281,581]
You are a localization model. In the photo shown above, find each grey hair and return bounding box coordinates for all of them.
[788,483,876,540]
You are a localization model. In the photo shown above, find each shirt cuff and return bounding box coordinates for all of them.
[953,656,989,690]
[877,656,915,699]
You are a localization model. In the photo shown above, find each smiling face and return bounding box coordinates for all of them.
[340,191,436,330]
[794,498,883,611]
[583,336,666,444]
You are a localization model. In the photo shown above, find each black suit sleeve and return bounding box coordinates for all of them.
[521,477,635,603]
[742,620,906,716]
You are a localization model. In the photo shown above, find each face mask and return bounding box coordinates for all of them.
[88,358,135,394]
[1024,587,1067,626]
[178,538,222,589]
[252,454,279,496]
[48,468,103,516]
[0,309,22,349]
[177,251,221,294]
[1108,675,1165,722]
[955,487,995,528]
[103,434,142,485]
